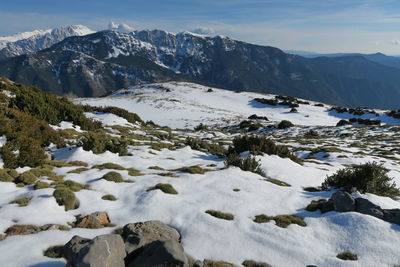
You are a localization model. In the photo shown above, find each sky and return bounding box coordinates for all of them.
[1,0,400,54]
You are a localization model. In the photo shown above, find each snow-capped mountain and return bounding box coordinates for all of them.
[1,25,400,109]
[0,25,94,59]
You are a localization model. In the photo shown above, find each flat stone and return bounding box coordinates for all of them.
[122,220,181,254]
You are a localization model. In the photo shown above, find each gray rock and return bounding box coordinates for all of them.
[64,235,91,261]
[355,198,384,219]
[122,220,181,254]
[383,209,400,225]
[66,234,126,267]
[331,191,355,212]
[126,239,188,267]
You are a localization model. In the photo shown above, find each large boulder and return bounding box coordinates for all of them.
[126,239,188,267]
[355,198,384,219]
[331,191,355,212]
[383,209,400,225]
[64,235,91,260]
[122,220,181,254]
[66,234,126,267]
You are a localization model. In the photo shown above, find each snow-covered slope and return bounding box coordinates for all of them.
[78,82,399,129]
[0,25,94,58]
[2,80,400,266]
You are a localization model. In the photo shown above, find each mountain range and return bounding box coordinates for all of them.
[1,24,400,109]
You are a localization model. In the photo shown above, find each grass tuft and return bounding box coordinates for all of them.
[205,210,234,221]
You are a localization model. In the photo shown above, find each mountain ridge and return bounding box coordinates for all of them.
[1,26,400,109]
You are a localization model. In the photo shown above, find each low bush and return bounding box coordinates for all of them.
[102,171,124,183]
[185,137,226,157]
[230,135,300,163]
[225,154,265,176]
[15,171,37,185]
[205,210,234,220]
[81,130,128,155]
[242,260,271,267]
[147,183,178,194]
[337,251,358,261]
[34,181,51,190]
[277,120,294,129]
[10,196,32,207]
[102,194,117,201]
[225,153,265,176]
[321,162,400,197]
[53,187,78,211]
[58,180,88,192]
[253,214,306,228]
[172,165,207,174]
[0,169,17,182]
[93,162,125,170]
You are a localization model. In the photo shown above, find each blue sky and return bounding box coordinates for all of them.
[2,0,400,54]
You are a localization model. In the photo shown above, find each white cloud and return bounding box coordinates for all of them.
[190,27,216,36]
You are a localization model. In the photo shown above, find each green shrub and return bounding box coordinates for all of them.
[337,251,358,261]
[93,163,126,170]
[10,197,32,207]
[253,214,274,223]
[30,167,56,178]
[5,82,100,130]
[68,167,90,174]
[185,137,226,157]
[148,166,165,170]
[273,215,306,228]
[225,154,265,176]
[0,169,16,182]
[82,130,128,155]
[253,214,306,228]
[68,161,88,167]
[230,135,300,163]
[34,181,51,190]
[321,162,400,197]
[102,194,117,201]
[53,187,78,211]
[102,171,124,183]
[205,210,234,220]
[147,183,178,194]
[0,107,65,168]
[172,165,207,174]
[15,171,37,185]
[277,120,294,129]
[58,180,88,192]
[127,168,143,176]
[242,260,271,267]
